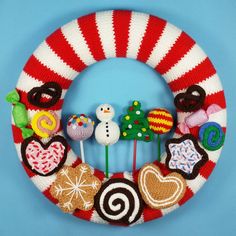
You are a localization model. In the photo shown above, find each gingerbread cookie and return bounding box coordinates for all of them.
[138,164,186,209]
[165,134,208,179]
[50,164,101,213]
[94,178,143,225]
[21,136,67,176]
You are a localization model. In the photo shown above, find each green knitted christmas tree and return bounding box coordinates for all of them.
[121,101,154,172]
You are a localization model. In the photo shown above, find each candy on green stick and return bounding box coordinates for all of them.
[6,90,34,139]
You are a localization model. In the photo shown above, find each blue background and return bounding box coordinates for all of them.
[0,0,236,235]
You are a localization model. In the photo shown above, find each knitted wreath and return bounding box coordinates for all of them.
[7,10,226,226]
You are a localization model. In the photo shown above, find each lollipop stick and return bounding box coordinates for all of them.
[80,140,85,163]
[105,145,109,178]
[133,139,137,173]
[157,134,161,162]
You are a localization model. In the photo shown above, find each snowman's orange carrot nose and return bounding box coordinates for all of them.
[104,110,110,113]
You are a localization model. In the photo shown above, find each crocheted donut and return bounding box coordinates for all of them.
[12,10,226,225]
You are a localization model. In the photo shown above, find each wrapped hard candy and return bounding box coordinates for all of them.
[67,114,94,141]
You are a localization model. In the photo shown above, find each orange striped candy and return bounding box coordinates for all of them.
[147,108,173,134]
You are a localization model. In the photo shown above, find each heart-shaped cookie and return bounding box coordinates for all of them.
[21,136,67,176]
[138,164,186,209]
[174,85,206,112]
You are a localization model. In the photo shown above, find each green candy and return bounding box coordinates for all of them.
[21,127,35,139]
[12,102,29,128]
[6,89,34,139]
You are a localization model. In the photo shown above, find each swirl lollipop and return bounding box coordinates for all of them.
[199,122,225,151]
[31,111,60,138]
[147,108,174,162]
[67,114,94,163]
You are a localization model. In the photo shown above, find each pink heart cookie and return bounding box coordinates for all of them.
[21,136,67,176]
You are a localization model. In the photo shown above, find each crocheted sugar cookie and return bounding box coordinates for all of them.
[138,164,186,209]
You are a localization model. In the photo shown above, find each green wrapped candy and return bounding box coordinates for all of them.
[12,102,29,128]
[6,89,34,139]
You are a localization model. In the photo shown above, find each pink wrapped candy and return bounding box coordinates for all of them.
[178,104,222,134]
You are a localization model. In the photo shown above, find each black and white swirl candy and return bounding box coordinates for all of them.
[94,178,143,225]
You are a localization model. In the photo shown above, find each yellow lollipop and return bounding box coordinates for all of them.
[31,111,60,138]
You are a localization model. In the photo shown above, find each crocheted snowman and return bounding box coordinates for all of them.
[95,104,120,145]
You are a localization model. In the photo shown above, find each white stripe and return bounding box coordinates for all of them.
[186,175,206,194]
[34,41,78,80]
[198,74,223,95]
[130,214,144,226]
[64,149,78,166]
[146,23,182,68]
[173,74,223,96]
[164,44,207,83]
[31,174,56,192]
[96,11,116,58]
[208,109,227,127]
[126,12,150,58]
[123,171,133,181]
[61,20,96,65]
[16,71,67,99]
[91,210,109,224]
[160,204,179,216]
[203,147,223,164]
[17,71,43,92]
[17,72,67,98]
[15,143,22,161]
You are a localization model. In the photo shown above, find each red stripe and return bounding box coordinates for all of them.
[73,209,93,221]
[156,32,195,75]
[169,58,216,92]
[46,29,87,72]
[203,91,226,109]
[143,207,162,222]
[111,172,124,179]
[17,89,63,111]
[113,10,132,57]
[78,13,105,61]
[12,125,24,143]
[71,158,82,168]
[23,55,72,89]
[178,186,194,206]
[137,16,166,62]
[93,169,105,181]
[43,188,58,204]
[149,121,173,131]
[148,113,173,122]
[22,162,36,178]
[199,160,216,179]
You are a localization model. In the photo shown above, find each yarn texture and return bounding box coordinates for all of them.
[12,10,226,225]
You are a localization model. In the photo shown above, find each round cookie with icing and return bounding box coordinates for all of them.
[94,178,143,225]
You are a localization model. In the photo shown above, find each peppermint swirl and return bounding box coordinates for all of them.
[31,111,60,138]
[199,122,225,151]
[94,178,143,225]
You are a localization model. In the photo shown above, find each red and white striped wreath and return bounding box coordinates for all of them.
[12,10,226,225]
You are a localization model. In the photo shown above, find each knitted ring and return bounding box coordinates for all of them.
[12,10,226,225]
